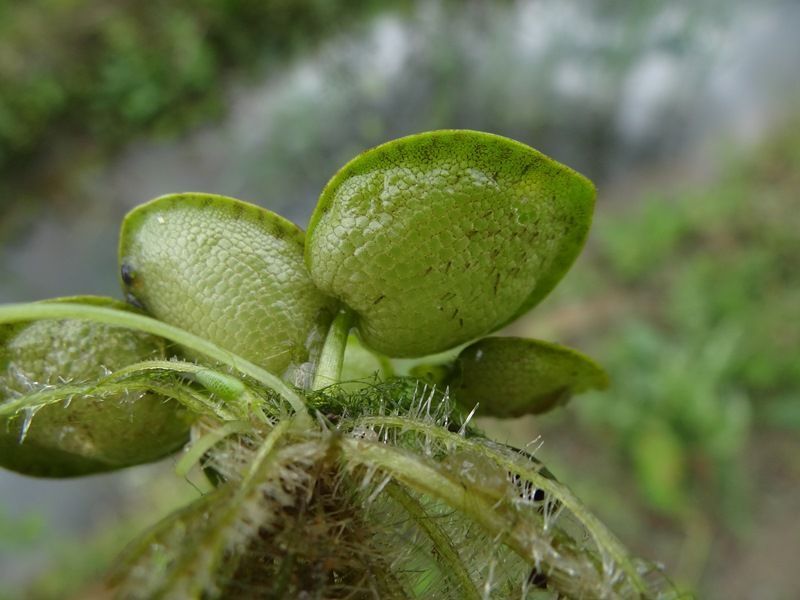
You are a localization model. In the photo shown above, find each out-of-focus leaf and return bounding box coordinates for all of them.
[449,337,608,418]
[630,420,687,516]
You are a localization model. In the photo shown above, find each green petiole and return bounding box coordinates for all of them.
[312,309,354,391]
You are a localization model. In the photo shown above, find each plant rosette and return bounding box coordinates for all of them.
[0,131,676,599]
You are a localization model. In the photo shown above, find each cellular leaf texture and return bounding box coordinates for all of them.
[0,296,189,476]
[119,193,338,384]
[305,130,595,357]
[451,337,609,417]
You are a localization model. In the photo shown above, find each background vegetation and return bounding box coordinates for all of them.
[1,0,798,598]
[0,0,411,171]
[500,125,800,596]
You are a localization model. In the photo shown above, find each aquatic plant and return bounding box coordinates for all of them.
[0,131,676,598]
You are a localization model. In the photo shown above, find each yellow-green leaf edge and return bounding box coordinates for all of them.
[119,192,337,380]
[305,130,596,357]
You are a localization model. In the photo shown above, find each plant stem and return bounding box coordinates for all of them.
[0,379,238,422]
[174,420,251,478]
[0,302,307,416]
[311,310,353,391]
[107,360,268,422]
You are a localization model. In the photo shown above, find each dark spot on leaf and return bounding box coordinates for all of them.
[372,294,386,305]
[125,292,145,310]
[120,263,135,286]
[424,266,433,275]
[445,260,452,274]
[272,223,286,240]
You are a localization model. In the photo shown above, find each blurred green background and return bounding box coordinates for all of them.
[1,1,799,598]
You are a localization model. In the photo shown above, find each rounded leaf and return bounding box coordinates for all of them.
[450,337,609,417]
[119,193,338,382]
[0,297,190,477]
[306,130,595,357]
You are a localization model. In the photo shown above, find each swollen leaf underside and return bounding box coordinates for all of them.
[0,296,189,477]
[119,193,338,383]
[306,130,595,358]
[451,337,609,418]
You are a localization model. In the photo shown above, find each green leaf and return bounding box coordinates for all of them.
[119,193,338,383]
[449,337,609,418]
[630,420,687,516]
[305,130,595,357]
[0,296,189,477]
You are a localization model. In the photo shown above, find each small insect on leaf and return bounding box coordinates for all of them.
[193,368,246,403]
[305,130,596,358]
[119,193,339,383]
[449,337,609,418]
[0,296,189,477]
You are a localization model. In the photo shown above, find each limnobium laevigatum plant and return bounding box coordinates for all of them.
[0,131,681,599]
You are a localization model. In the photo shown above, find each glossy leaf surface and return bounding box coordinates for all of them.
[0,297,189,477]
[119,193,337,382]
[451,337,609,417]
[306,130,595,357]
